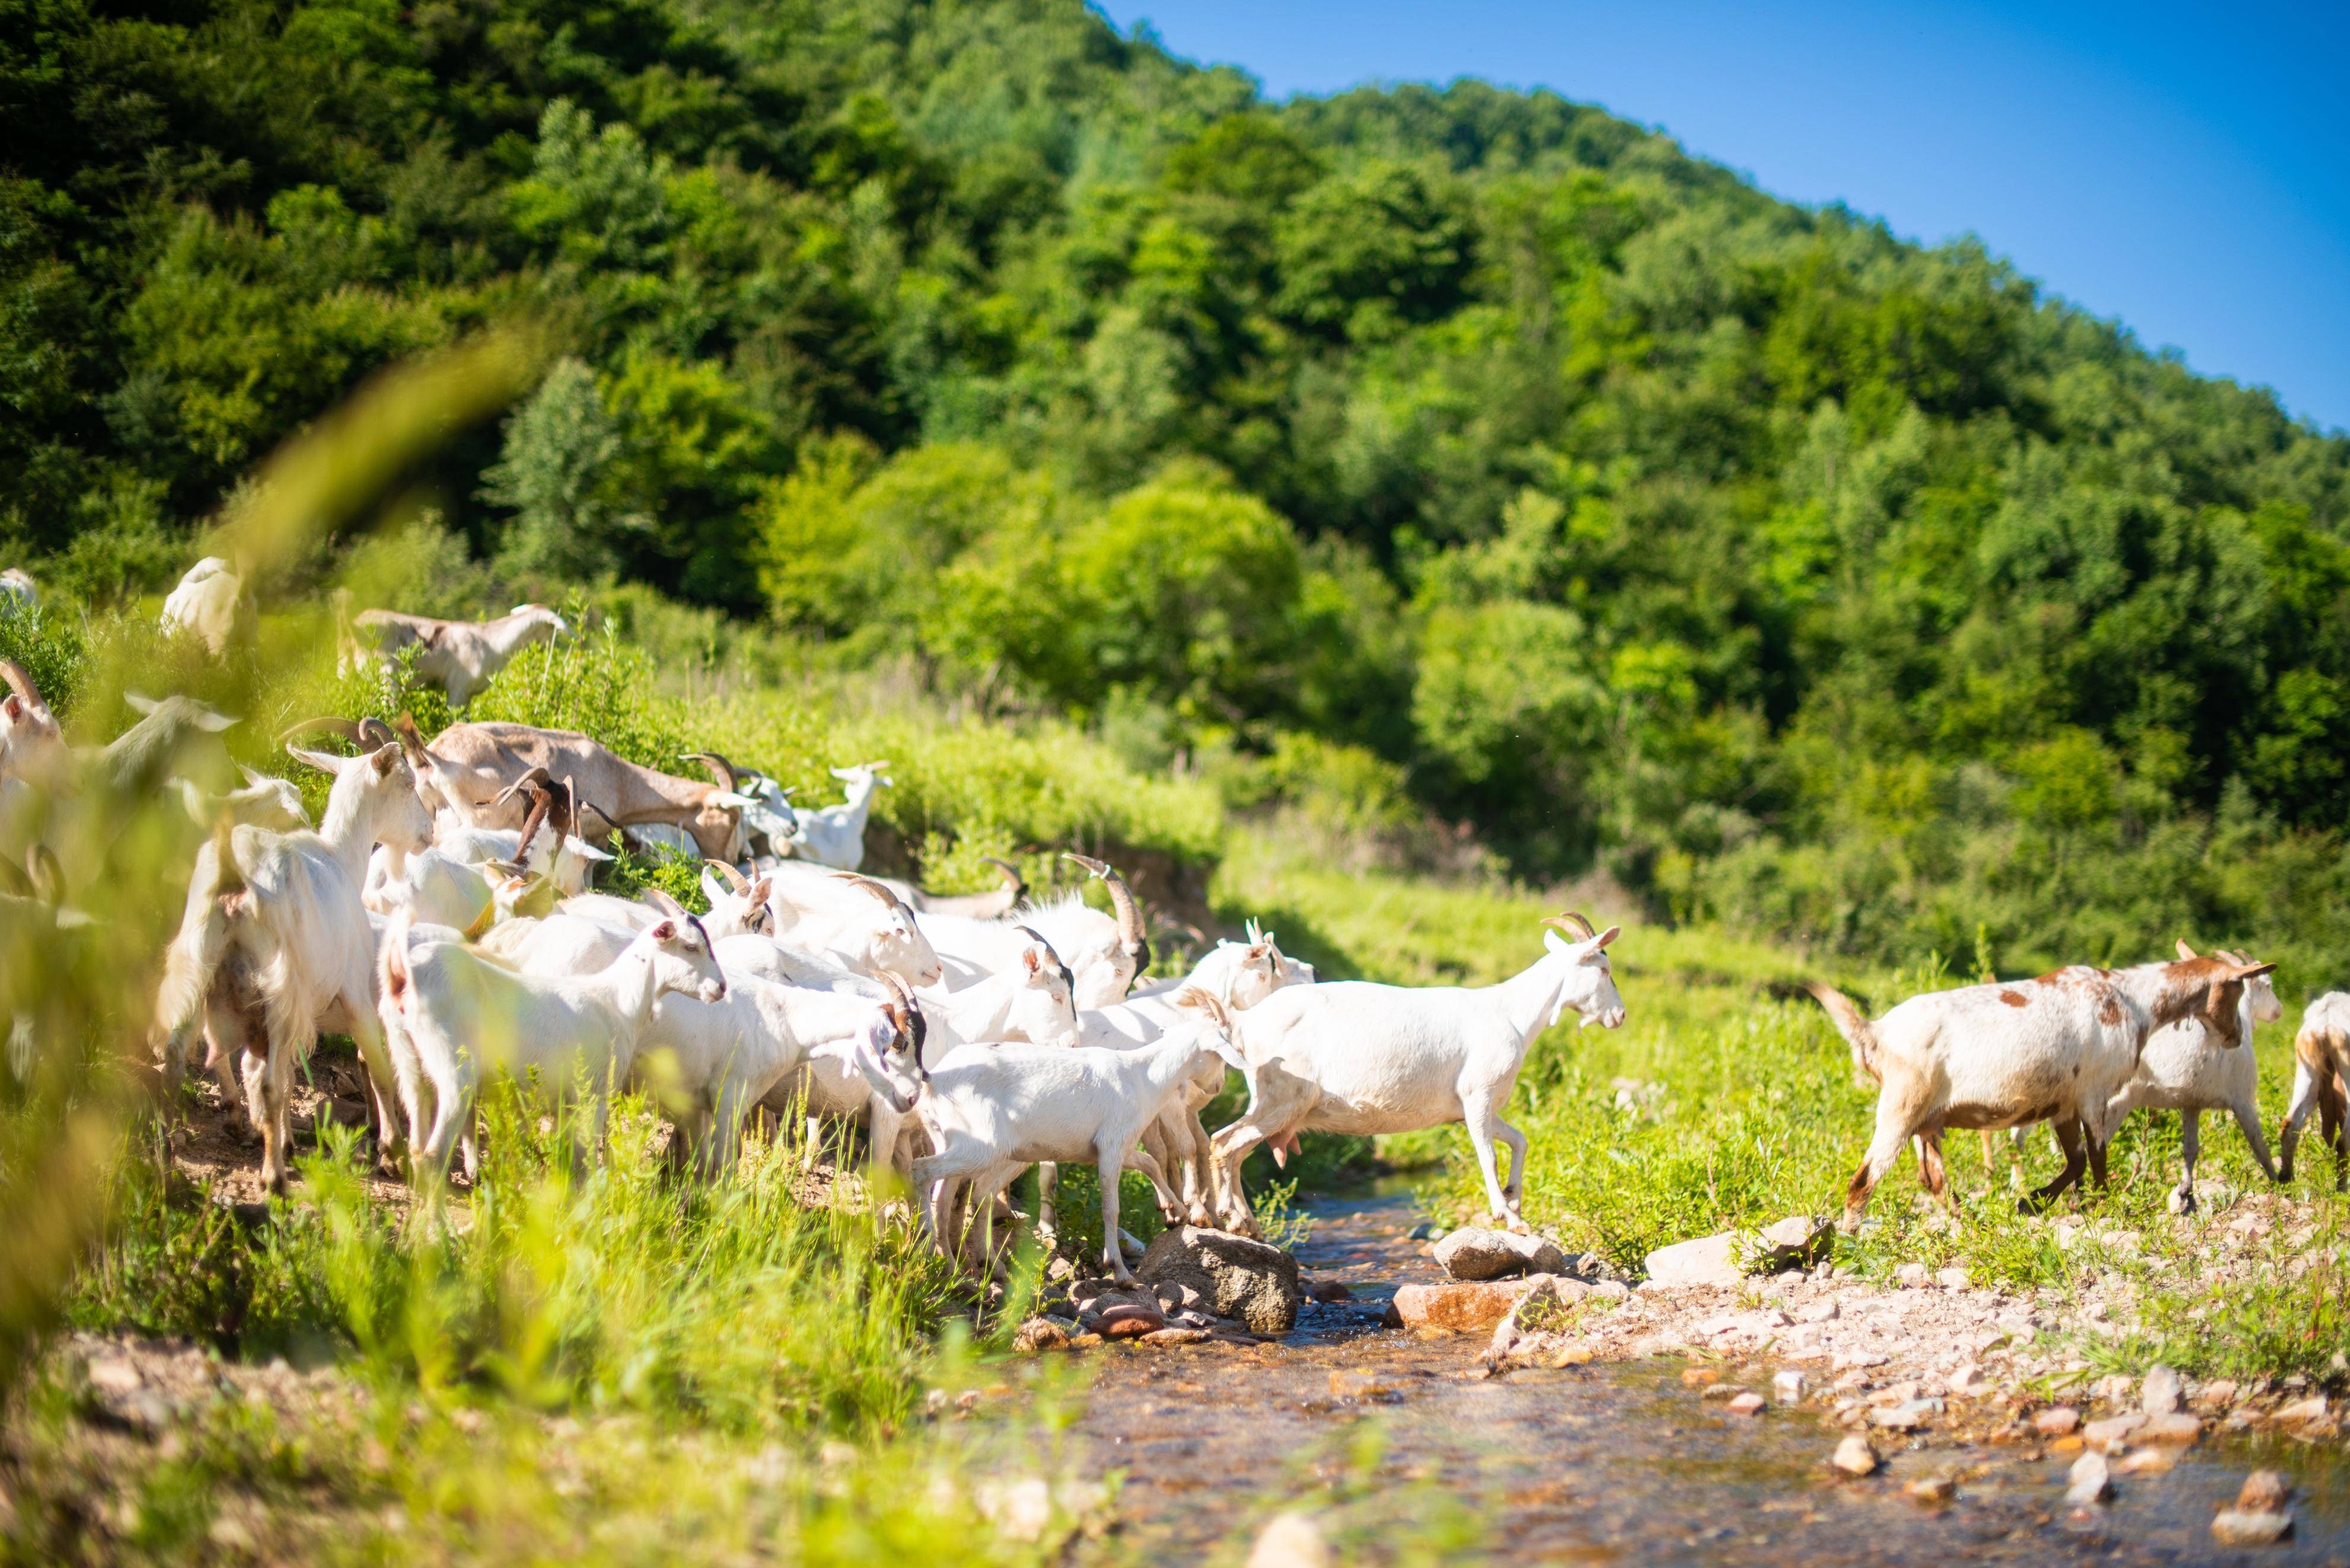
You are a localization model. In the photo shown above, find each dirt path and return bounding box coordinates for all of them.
[1067,1185,2350,1563]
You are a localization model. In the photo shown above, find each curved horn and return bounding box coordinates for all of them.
[1064,852,1149,975]
[391,712,431,766]
[876,970,927,1068]
[980,855,1028,900]
[830,870,913,917]
[0,854,31,898]
[1542,911,1598,941]
[492,764,555,807]
[25,844,65,906]
[705,859,748,893]
[278,715,365,746]
[0,658,44,707]
[680,751,739,793]
[511,779,555,864]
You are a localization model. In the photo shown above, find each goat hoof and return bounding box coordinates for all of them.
[2167,1187,2196,1216]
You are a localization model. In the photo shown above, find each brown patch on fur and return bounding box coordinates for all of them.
[1998,989,2028,1008]
[2097,996,2123,1026]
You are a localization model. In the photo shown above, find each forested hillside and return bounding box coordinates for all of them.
[7,0,2350,972]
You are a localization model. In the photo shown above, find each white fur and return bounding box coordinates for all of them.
[1209,925,1625,1234]
[783,762,887,871]
[160,557,246,654]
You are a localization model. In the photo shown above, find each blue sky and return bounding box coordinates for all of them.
[1096,1,2350,434]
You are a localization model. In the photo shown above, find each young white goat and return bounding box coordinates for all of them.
[152,741,435,1189]
[782,761,888,871]
[2281,991,2350,1191]
[1,659,69,793]
[1209,913,1625,1236]
[379,894,726,1179]
[347,603,568,705]
[912,990,1246,1284]
[0,568,34,611]
[862,928,1080,1178]
[177,767,310,833]
[1809,950,2274,1226]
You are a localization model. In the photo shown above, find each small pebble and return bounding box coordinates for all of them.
[1725,1392,1765,1416]
[2140,1364,2184,1416]
[1895,1263,1930,1288]
[1906,1475,1956,1505]
[2033,1406,2080,1437]
[1831,1436,1881,1477]
[1934,1266,1970,1290]
[1773,1369,1809,1403]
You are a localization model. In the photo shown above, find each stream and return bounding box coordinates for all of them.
[1064,1183,2350,1563]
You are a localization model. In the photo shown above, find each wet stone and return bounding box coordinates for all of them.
[2066,1451,2113,1506]
[1391,1279,1540,1334]
[2140,1363,2184,1416]
[1434,1227,1567,1282]
[1773,1370,1809,1403]
[2033,1406,2081,1437]
[1724,1392,1765,1416]
[1137,1227,1302,1337]
[1906,1475,1956,1505]
[1831,1436,1882,1477]
[2238,1471,2290,1512]
[2211,1511,2294,1547]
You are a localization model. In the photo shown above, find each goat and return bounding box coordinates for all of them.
[1807,950,2274,1226]
[1209,913,1625,1236]
[152,740,435,1189]
[782,761,888,871]
[911,989,1246,1284]
[0,659,68,793]
[637,970,924,1178]
[378,893,726,1179]
[862,928,1080,1180]
[431,768,610,895]
[347,603,567,705]
[159,557,251,654]
[678,752,797,857]
[393,718,759,861]
[2281,991,2350,1191]
[760,866,943,987]
[1062,927,1303,1232]
[919,853,1148,1009]
[2092,941,2282,1213]
[0,568,34,611]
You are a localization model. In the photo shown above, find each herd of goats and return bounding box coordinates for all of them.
[2,562,2348,1288]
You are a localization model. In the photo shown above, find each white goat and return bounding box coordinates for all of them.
[912,990,1246,1283]
[761,867,943,987]
[637,971,924,1177]
[2281,991,2350,1191]
[1062,928,1304,1231]
[0,568,34,611]
[1809,949,2274,1225]
[378,894,726,1178]
[918,853,1148,1009]
[160,557,249,654]
[152,741,435,1189]
[1209,913,1626,1236]
[783,761,888,870]
[2093,941,2282,1212]
[347,603,568,705]
[862,928,1080,1178]
[0,659,69,793]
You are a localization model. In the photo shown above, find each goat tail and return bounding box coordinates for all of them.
[379,909,415,1019]
[1803,981,1882,1084]
[153,821,246,1073]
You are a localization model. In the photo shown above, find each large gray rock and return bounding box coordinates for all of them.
[1643,1231,1742,1287]
[1750,1215,1834,1272]
[1137,1226,1302,1336]
[1434,1227,1568,1281]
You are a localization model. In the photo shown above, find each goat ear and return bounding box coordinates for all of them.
[2232,962,2277,981]
[647,919,677,941]
[1593,925,1620,949]
[1542,929,1568,955]
[190,706,238,733]
[124,692,159,716]
[285,744,344,775]
[369,744,400,777]
[2176,939,2200,960]
[2,694,20,721]
[1024,945,1043,976]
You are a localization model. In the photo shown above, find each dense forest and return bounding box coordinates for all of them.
[5,0,2349,971]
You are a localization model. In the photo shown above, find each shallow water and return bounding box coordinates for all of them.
[1070,1184,2350,1563]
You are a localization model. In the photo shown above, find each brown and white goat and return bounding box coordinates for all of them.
[2281,991,2350,1191]
[1808,952,2274,1226]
